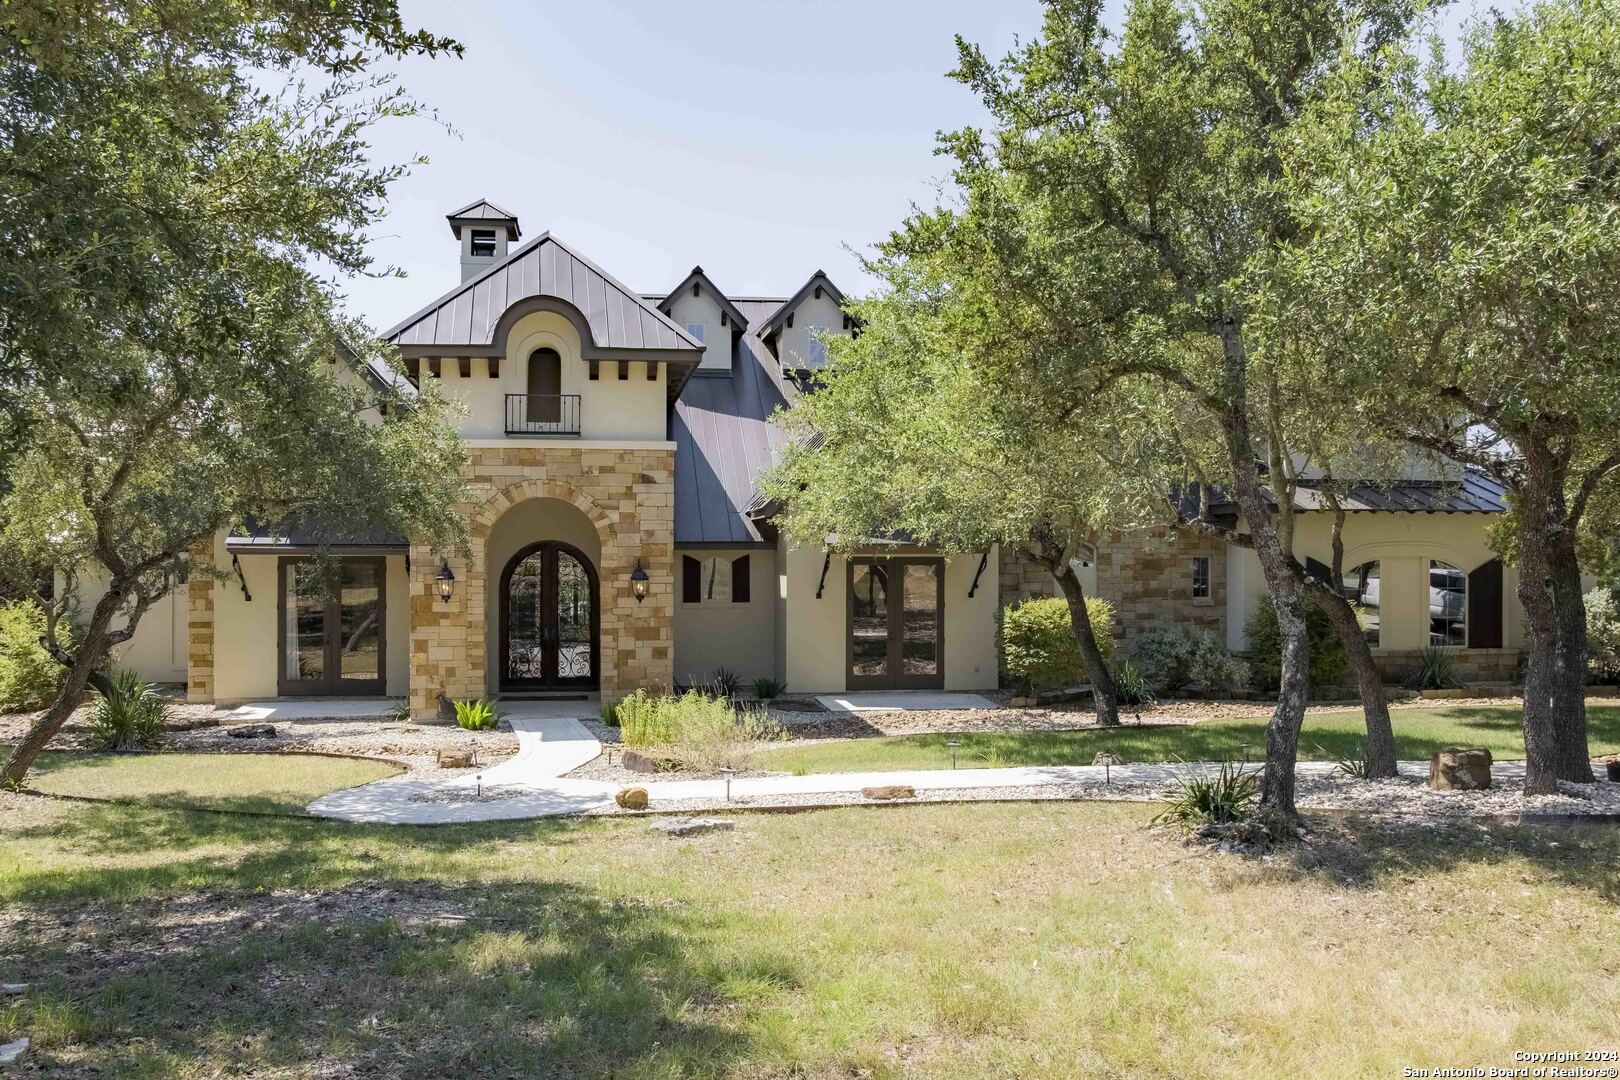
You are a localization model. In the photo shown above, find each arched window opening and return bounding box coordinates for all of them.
[527,348,562,423]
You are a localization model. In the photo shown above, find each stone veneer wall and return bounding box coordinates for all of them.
[407,445,675,718]
[185,567,215,703]
[1093,527,1227,646]
[998,546,1057,610]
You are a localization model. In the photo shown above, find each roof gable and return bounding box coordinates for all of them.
[757,270,847,341]
[446,198,520,239]
[657,266,750,333]
[384,232,704,358]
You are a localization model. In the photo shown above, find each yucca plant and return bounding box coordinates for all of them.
[751,676,786,700]
[85,669,169,751]
[1326,740,1373,780]
[1151,761,1258,829]
[454,697,502,731]
[707,667,742,698]
[1405,646,1464,690]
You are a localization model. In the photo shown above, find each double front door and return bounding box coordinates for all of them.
[847,557,944,690]
[501,541,599,689]
[278,558,386,696]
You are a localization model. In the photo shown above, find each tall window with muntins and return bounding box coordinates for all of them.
[470,229,497,258]
[1341,560,1381,648]
[805,325,829,368]
[1429,560,1467,646]
[1191,556,1211,599]
[527,347,562,424]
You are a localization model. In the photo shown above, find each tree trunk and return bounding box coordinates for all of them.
[1216,319,1309,819]
[1310,586,1397,777]
[1516,449,1595,793]
[0,583,125,788]
[1051,559,1121,727]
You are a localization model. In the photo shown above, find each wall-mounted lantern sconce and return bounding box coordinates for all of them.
[630,561,649,603]
[435,559,456,603]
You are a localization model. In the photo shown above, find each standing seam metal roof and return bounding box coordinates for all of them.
[384,233,704,356]
[666,297,796,544]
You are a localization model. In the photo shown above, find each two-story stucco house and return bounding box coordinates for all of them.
[112,200,1537,713]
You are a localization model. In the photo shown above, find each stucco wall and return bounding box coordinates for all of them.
[72,574,188,685]
[430,310,668,441]
[780,544,999,693]
[1226,512,1518,654]
[187,536,408,703]
[482,497,604,688]
[673,546,778,686]
[665,291,731,372]
[776,292,849,371]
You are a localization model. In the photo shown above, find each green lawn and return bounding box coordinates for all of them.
[763,705,1620,775]
[17,750,399,815]
[2,795,1618,1077]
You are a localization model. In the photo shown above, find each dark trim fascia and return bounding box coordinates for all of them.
[228,541,408,556]
[674,541,776,551]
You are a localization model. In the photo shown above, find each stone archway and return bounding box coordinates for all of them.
[406,456,674,718]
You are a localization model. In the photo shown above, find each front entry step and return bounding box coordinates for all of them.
[498,692,591,702]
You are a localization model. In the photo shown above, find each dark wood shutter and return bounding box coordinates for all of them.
[731,555,751,603]
[1304,557,1333,585]
[1467,557,1504,648]
[682,555,702,604]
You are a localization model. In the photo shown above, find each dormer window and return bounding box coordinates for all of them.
[470,229,497,258]
[685,323,705,343]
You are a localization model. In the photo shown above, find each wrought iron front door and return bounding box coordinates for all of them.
[500,541,599,689]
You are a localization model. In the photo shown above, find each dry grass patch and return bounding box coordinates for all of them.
[0,795,1617,1077]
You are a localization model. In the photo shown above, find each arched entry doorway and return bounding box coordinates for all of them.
[498,540,599,690]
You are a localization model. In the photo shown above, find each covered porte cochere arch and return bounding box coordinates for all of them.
[406,463,675,717]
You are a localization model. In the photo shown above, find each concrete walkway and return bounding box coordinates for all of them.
[307,719,1541,825]
[307,709,617,823]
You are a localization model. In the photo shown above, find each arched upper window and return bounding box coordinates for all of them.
[1340,561,1381,648]
[1429,560,1467,646]
[526,348,562,423]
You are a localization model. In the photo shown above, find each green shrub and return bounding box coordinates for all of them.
[999,596,1116,694]
[1586,588,1620,681]
[1404,646,1463,691]
[0,600,68,712]
[1113,659,1158,708]
[617,689,784,771]
[85,669,169,751]
[752,676,786,700]
[454,697,502,731]
[1151,762,1258,830]
[600,699,622,727]
[1243,602,1347,691]
[1129,624,1248,695]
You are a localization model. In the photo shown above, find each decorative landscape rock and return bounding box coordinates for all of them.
[0,1038,29,1067]
[1605,757,1620,783]
[225,723,276,740]
[1093,752,1125,766]
[650,817,734,836]
[616,787,649,810]
[621,750,667,774]
[437,748,474,769]
[0,984,25,995]
[861,785,916,800]
[1428,747,1493,791]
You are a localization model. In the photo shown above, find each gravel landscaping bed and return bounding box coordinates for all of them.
[584,771,1620,819]
[1,703,518,776]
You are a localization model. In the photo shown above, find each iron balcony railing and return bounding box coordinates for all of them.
[505,394,581,436]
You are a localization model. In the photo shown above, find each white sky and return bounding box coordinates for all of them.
[340,0,1497,333]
